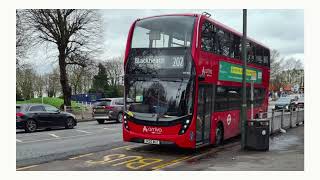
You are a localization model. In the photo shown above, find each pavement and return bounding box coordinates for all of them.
[162,125,304,171]
[16,118,304,171]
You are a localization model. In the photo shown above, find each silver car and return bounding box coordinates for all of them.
[92,98,125,124]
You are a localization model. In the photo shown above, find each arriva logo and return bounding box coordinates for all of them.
[142,126,163,134]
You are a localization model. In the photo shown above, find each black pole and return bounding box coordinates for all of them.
[241,9,248,150]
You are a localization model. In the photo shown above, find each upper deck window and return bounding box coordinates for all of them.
[201,20,270,68]
[131,16,196,49]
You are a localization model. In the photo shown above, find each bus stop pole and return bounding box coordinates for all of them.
[241,9,248,150]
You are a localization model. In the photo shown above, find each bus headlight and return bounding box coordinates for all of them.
[179,119,191,135]
[124,118,129,130]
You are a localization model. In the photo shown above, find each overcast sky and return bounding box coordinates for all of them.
[31,9,304,74]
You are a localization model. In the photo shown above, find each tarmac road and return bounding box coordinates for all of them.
[16,101,303,170]
[16,125,304,171]
[16,120,125,167]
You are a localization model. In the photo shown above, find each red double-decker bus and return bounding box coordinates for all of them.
[123,13,270,149]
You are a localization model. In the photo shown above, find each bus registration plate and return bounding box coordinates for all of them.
[144,139,160,145]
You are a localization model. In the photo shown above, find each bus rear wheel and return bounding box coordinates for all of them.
[215,123,224,146]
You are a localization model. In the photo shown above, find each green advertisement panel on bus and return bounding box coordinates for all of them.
[218,61,262,84]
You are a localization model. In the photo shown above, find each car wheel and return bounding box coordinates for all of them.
[215,123,224,146]
[117,113,123,123]
[25,119,37,133]
[65,117,75,129]
[97,119,105,124]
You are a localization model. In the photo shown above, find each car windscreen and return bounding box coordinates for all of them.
[276,98,291,103]
[94,100,111,106]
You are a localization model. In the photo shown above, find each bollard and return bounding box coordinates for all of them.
[81,105,84,120]
[290,107,293,128]
[297,107,300,125]
[281,109,284,129]
[270,109,275,134]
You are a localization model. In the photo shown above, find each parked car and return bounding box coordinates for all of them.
[274,97,297,111]
[297,96,304,108]
[92,98,128,124]
[287,94,300,101]
[16,104,77,133]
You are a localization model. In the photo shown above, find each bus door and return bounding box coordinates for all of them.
[196,84,213,146]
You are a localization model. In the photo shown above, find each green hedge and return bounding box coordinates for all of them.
[16,97,84,111]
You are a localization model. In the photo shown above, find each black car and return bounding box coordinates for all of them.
[274,97,297,111]
[16,104,77,132]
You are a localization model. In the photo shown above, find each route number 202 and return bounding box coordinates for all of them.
[172,57,184,68]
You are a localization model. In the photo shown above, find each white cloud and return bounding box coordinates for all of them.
[101,9,303,60]
[28,9,304,73]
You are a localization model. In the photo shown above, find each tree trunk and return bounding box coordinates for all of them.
[58,50,72,106]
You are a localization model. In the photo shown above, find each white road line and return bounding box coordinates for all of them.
[18,133,92,144]
[69,153,93,160]
[103,127,116,130]
[48,133,59,138]
[16,139,22,143]
[16,165,39,171]
[76,129,91,134]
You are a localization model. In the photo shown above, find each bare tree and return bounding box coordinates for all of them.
[24,9,103,106]
[270,49,283,80]
[16,10,31,68]
[104,57,124,86]
[16,63,36,100]
[44,67,61,97]
[34,75,45,97]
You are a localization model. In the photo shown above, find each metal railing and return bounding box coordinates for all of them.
[266,107,304,134]
[63,103,93,121]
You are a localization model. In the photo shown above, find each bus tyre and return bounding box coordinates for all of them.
[97,120,105,124]
[25,119,37,133]
[215,124,224,146]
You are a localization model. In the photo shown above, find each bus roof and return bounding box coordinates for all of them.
[137,13,270,50]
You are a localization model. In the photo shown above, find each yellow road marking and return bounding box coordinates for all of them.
[151,156,191,170]
[126,158,163,170]
[69,153,93,160]
[110,145,135,151]
[16,165,39,171]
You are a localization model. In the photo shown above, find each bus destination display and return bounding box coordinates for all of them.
[133,56,185,69]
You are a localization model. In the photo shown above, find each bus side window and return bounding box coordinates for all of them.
[233,35,241,60]
[227,87,241,110]
[229,34,235,58]
[221,32,230,57]
[255,46,263,65]
[215,86,228,111]
[201,21,214,52]
[247,42,254,64]
[263,49,270,67]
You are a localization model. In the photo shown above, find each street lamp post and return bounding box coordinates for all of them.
[241,9,248,150]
